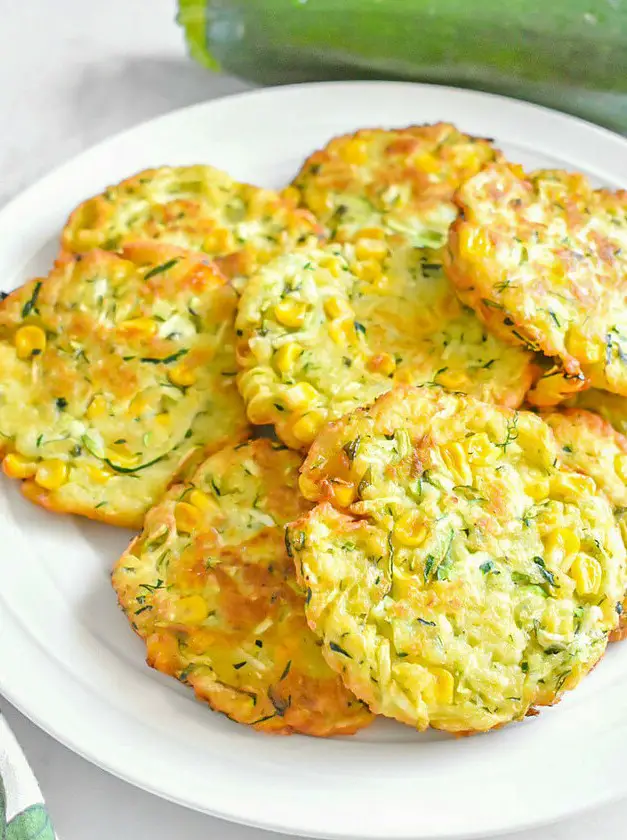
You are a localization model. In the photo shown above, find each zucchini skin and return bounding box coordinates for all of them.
[178,0,627,132]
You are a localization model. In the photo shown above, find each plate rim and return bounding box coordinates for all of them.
[1,79,627,840]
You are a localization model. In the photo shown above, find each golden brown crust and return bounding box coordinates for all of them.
[112,439,373,736]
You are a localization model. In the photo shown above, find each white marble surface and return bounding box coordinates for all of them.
[2,2,627,839]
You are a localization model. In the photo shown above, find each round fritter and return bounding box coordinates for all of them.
[446,164,627,406]
[543,408,627,641]
[292,123,501,247]
[112,439,373,736]
[61,165,323,289]
[289,386,626,733]
[236,243,535,449]
[569,388,627,436]
[0,244,249,527]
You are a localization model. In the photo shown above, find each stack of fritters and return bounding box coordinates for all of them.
[3,123,627,736]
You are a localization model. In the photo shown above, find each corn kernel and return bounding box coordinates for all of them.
[105,445,140,468]
[291,411,325,445]
[323,296,351,320]
[355,239,388,262]
[550,472,595,499]
[328,317,356,346]
[283,382,320,411]
[354,227,386,241]
[281,185,301,206]
[458,226,492,262]
[526,476,550,501]
[465,433,497,465]
[87,394,108,420]
[298,472,320,501]
[429,667,455,705]
[274,299,308,328]
[394,511,428,547]
[356,259,383,282]
[118,317,157,338]
[544,528,580,564]
[3,453,37,479]
[569,553,602,596]
[509,163,526,179]
[35,459,68,490]
[339,138,369,165]
[274,342,303,375]
[615,454,627,484]
[437,369,468,391]
[542,608,573,636]
[367,353,396,377]
[331,482,356,508]
[175,501,202,534]
[319,255,344,277]
[188,489,218,514]
[566,331,601,363]
[203,228,234,253]
[412,152,440,174]
[15,325,46,360]
[154,412,171,428]
[441,442,472,485]
[85,463,111,484]
[168,364,196,388]
[174,594,208,624]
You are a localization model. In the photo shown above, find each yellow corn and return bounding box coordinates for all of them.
[615,454,627,484]
[318,255,344,278]
[84,463,111,484]
[168,364,196,388]
[570,553,602,596]
[323,296,351,320]
[331,482,356,508]
[246,394,273,426]
[35,459,68,490]
[339,138,369,165]
[298,472,320,502]
[354,227,386,241]
[367,352,396,377]
[105,445,140,468]
[458,226,493,262]
[175,501,202,534]
[441,442,473,485]
[118,317,157,338]
[202,228,234,254]
[394,511,429,547]
[274,343,303,375]
[328,317,356,346]
[437,369,468,391]
[284,382,320,411]
[291,411,325,445]
[355,239,388,262]
[174,594,208,624]
[566,331,601,364]
[15,325,46,360]
[3,453,37,479]
[543,607,574,636]
[544,528,580,564]
[274,299,308,328]
[550,472,596,500]
[355,259,383,282]
[281,185,301,206]
[188,488,218,514]
[430,667,455,705]
[526,476,550,502]
[413,152,440,174]
[466,433,497,465]
[87,394,108,420]
[154,412,171,428]
[509,163,526,179]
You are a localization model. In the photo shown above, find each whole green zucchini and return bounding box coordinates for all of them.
[178,0,627,133]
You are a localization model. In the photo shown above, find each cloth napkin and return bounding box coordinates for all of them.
[0,713,56,840]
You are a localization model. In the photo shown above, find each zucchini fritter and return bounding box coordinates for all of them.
[112,439,373,736]
[236,244,535,449]
[290,387,626,733]
[446,165,627,405]
[293,123,501,247]
[0,244,248,527]
[543,408,627,641]
[61,165,323,289]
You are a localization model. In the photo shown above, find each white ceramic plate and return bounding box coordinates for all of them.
[1,82,627,840]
